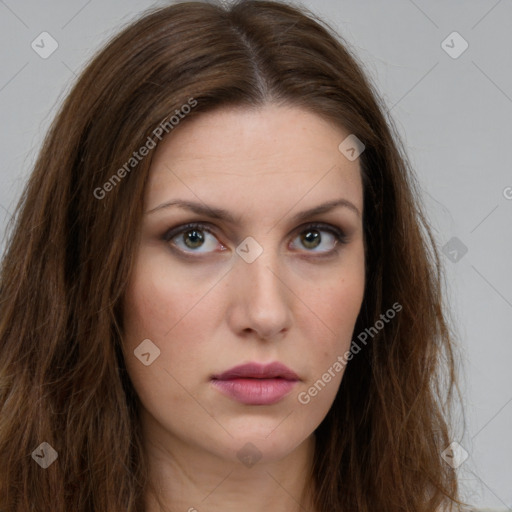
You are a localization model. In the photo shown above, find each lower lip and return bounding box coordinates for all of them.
[211,378,298,405]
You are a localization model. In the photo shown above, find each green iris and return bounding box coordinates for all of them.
[300,229,321,249]
[183,229,205,249]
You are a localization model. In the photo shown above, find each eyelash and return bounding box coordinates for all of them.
[162,221,348,257]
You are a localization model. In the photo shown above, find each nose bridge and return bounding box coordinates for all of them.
[230,236,292,338]
[238,238,283,302]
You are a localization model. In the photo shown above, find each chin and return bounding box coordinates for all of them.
[219,428,311,466]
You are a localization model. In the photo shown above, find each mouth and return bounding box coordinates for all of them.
[210,362,300,405]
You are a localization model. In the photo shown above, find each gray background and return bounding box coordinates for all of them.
[0,0,510,509]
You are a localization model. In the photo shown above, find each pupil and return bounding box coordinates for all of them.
[302,230,320,249]
[184,229,204,248]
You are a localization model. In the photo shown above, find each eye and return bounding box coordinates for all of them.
[164,223,225,254]
[289,223,346,253]
[163,221,347,257]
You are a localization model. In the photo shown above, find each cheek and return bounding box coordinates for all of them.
[121,266,210,420]
[302,256,365,345]
[302,283,362,375]
[121,249,226,392]
[294,274,364,413]
[123,247,217,344]
[294,251,365,398]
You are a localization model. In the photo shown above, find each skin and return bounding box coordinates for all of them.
[122,104,365,512]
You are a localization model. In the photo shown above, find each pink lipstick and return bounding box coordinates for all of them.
[211,362,299,405]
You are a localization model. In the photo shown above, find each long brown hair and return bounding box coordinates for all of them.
[0,1,461,510]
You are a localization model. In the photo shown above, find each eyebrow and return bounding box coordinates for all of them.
[145,198,361,222]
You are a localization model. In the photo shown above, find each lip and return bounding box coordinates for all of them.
[212,362,300,381]
[211,362,300,405]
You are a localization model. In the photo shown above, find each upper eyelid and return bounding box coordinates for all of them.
[165,220,344,237]
[163,221,218,241]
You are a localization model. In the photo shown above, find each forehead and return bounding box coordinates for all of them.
[145,105,363,215]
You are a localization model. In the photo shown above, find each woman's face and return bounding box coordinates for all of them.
[122,104,365,465]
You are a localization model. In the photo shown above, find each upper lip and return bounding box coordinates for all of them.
[211,362,299,381]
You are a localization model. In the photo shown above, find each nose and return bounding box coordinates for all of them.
[226,244,293,341]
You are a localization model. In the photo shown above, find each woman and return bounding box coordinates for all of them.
[0,1,462,510]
